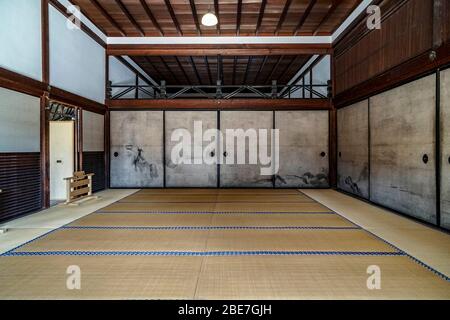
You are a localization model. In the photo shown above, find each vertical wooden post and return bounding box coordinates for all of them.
[329,50,337,188]
[104,110,110,189]
[41,0,49,85]
[40,94,50,208]
[104,52,110,189]
[329,108,337,188]
[78,108,83,171]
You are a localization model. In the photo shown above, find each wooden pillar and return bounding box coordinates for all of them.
[41,0,49,85]
[77,108,83,171]
[329,108,337,188]
[40,94,50,208]
[329,50,337,188]
[104,110,110,188]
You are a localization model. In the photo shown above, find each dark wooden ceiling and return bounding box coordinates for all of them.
[131,55,311,85]
[70,0,360,37]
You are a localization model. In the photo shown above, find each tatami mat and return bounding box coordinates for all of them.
[0,255,448,300]
[69,212,354,227]
[0,256,202,300]
[100,202,330,213]
[1,188,449,300]
[195,255,450,300]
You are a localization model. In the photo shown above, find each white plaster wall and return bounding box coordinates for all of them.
[49,5,105,103]
[0,0,42,80]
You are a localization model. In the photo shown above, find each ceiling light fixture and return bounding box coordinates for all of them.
[201,10,218,27]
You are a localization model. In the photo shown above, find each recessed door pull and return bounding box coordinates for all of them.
[223,151,228,157]
[114,152,119,157]
[320,152,326,157]
[338,152,342,158]
[422,154,429,164]
[210,151,215,157]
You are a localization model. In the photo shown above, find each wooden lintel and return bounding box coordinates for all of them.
[106,98,331,110]
[106,44,332,56]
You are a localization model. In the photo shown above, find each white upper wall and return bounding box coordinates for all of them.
[49,5,105,103]
[0,0,42,81]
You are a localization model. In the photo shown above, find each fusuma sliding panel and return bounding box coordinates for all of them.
[275,111,329,188]
[441,68,450,229]
[370,75,436,224]
[220,111,273,187]
[165,111,217,187]
[337,101,369,198]
[110,111,163,188]
[82,111,105,192]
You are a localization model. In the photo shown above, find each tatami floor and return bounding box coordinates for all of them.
[0,189,449,299]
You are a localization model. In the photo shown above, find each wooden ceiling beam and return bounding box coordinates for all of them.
[277,55,298,84]
[313,0,342,36]
[236,0,242,36]
[143,57,164,83]
[189,0,202,35]
[107,98,331,110]
[89,0,126,36]
[214,0,221,35]
[265,56,283,84]
[139,0,164,36]
[189,57,202,84]
[255,0,267,35]
[254,56,268,84]
[294,0,317,36]
[114,0,145,36]
[164,0,183,35]
[275,0,293,35]
[205,56,213,85]
[160,56,178,83]
[242,56,252,84]
[175,57,192,85]
[232,56,237,85]
[107,44,332,56]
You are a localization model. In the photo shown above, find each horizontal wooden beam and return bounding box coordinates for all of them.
[106,44,332,56]
[106,98,331,110]
[334,43,450,108]
[0,67,106,115]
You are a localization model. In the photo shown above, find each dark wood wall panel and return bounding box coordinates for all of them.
[334,0,433,95]
[0,153,42,222]
[82,151,106,192]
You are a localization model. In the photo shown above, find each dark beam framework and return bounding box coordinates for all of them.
[175,57,191,85]
[189,57,202,84]
[139,0,163,36]
[265,56,283,84]
[236,0,242,36]
[294,0,317,35]
[114,0,145,36]
[205,56,213,85]
[164,0,183,36]
[89,0,126,36]
[313,0,342,36]
[255,0,267,35]
[214,0,221,35]
[254,56,268,84]
[275,0,293,35]
[160,56,177,83]
[189,0,201,35]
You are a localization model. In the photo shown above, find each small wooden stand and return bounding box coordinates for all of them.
[63,171,100,206]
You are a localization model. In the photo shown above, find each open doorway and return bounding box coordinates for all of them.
[48,102,79,206]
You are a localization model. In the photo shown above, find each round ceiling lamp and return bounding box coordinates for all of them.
[201,11,218,27]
